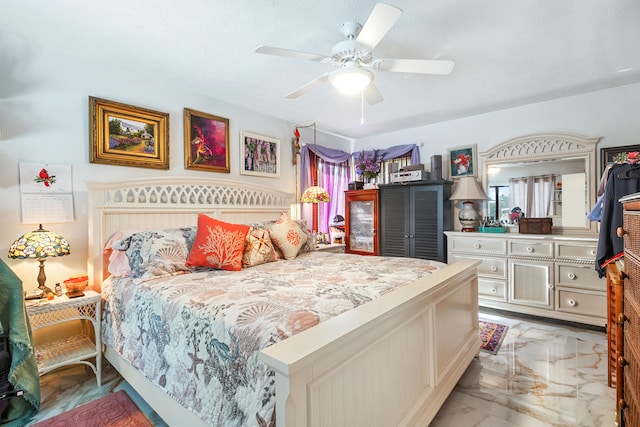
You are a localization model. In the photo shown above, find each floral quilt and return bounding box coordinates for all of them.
[101,252,445,426]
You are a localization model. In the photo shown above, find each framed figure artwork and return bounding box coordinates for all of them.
[240,131,280,178]
[89,97,170,169]
[447,144,477,178]
[184,108,230,173]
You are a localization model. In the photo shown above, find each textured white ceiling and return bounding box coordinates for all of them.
[2,0,640,139]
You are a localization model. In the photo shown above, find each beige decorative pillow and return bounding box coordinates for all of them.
[242,226,277,268]
[269,212,308,260]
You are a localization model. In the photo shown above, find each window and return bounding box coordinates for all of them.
[350,154,411,184]
[488,185,510,224]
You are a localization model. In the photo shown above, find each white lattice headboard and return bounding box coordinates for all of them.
[86,177,295,286]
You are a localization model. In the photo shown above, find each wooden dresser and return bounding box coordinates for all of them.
[618,196,640,426]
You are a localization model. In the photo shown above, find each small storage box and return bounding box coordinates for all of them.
[348,181,364,190]
[519,218,552,234]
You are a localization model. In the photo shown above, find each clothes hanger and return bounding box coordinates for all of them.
[616,162,640,179]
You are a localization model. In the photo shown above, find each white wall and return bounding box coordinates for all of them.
[0,31,303,291]
[355,82,640,179]
[4,27,640,290]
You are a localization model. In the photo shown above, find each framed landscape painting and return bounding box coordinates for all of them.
[89,97,169,169]
[240,131,280,178]
[184,108,230,173]
[447,144,477,178]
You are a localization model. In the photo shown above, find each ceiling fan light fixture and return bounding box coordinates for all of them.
[329,67,373,95]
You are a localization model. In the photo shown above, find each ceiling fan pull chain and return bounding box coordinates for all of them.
[361,91,365,125]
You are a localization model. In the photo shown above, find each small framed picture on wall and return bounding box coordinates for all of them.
[447,144,477,178]
[240,131,280,178]
[600,144,640,173]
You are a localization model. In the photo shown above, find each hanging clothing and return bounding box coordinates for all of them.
[0,259,40,426]
[595,163,640,277]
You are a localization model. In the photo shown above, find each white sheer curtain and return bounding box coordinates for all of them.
[510,175,554,218]
[531,174,554,217]
[509,177,531,218]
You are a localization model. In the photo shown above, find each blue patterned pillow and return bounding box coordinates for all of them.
[113,227,197,283]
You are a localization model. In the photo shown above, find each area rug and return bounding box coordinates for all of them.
[479,320,508,355]
[31,390,152,427]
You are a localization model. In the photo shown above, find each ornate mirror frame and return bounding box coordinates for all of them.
[480,133,599,234]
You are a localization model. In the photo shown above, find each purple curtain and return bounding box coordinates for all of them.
[301,145,351,234]
[301,144,420,234]
[350,144,420,164]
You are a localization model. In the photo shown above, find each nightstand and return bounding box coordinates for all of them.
[316,243,345,253]
[26,290,102,386]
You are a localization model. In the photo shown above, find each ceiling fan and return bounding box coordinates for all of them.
[255,3,454,105]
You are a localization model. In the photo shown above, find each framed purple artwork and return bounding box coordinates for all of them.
[184,108,230,173]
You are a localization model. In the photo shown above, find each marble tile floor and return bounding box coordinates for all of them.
[26,309,616,427]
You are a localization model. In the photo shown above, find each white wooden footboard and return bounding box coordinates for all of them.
[260,259,480,427]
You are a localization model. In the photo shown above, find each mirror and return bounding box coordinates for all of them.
[481,133,599,234]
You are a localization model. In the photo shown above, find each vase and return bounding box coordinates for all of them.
[458,201,478,232]
[363,176,377,189]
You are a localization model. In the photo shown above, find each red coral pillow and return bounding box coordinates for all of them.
[186,214,250,271]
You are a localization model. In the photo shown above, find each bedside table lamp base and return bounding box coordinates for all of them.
[36,258,53,294]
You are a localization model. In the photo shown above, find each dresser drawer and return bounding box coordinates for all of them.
[556,289,606,318]
[556,263,603,291]
[624,294,640,361]
[449,254,507,279]
[478,278,507,301]
[623,211,640,258]
[509,240,553,258]
[449,236,507,255]
[555,241,597,261]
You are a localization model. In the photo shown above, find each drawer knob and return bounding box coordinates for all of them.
[617,227,627,237]
[474,243,481,249]
[526,247,534,253]
[490,265,498,272]
[590,250,596,256]
[547,283,554,290]
[618,313,628,324]
[618,356,628,367]
[404,235,409,239]
[619,399,627,410]
[567,299,576,307]
[567,273,576,280]
[618,271,628,281]
[491,288,497,294]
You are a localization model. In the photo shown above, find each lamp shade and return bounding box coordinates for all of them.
[8,224,70,260]
[449,177,488,201]
[301,186,330,203]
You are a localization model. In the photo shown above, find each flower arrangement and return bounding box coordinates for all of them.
[355,150,381,181]
[453,153,471,174]
[612,151,640,163]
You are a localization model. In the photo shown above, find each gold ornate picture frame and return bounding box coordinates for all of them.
[89,96,170,169]
[184,108,230,173]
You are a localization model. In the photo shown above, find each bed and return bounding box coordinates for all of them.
[87,177,481,427]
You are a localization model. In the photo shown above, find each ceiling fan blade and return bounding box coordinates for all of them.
[255,45,328,62]
[363,82,383,105]
[375,58,455,75]
[356,3,403,51]
[285,74,330,99]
